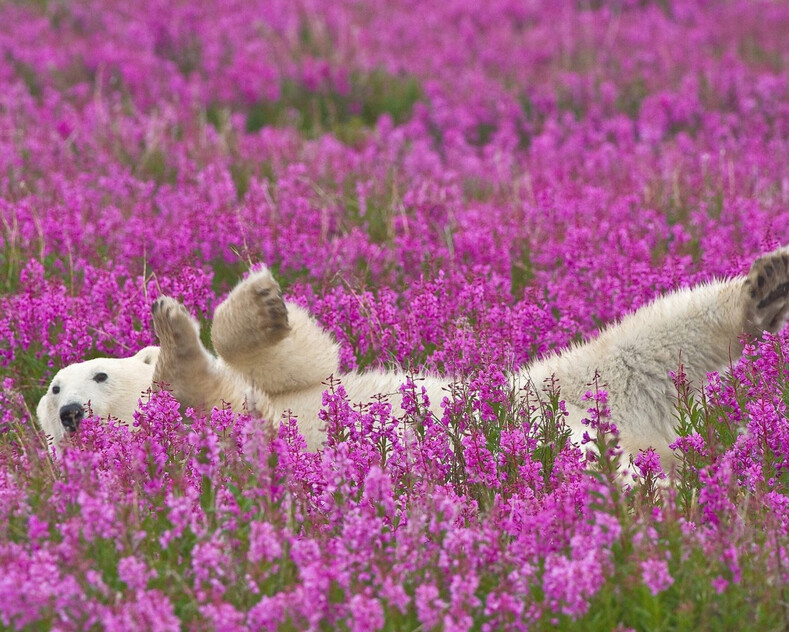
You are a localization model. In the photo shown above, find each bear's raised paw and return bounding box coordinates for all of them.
[151,296,203,358]
[246,269,290,337]
[744,247,789,335]
[211,267,291,363]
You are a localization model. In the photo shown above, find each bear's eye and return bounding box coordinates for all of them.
[93,372,108,383]
[52,385,60,394]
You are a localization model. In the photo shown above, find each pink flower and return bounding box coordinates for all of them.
[640,558,674,596]
[633,448,666,480]
[711,575,729,594]
[415,583,446,629]
[118,556,155,591]
[348,594,385,632]
[248,521,282,564]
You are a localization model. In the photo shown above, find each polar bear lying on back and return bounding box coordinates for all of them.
[37,247,789,465]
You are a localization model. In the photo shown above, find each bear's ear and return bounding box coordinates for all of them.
[133,346,160,366]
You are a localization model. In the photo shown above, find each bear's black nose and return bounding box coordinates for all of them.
[59,403,84,433]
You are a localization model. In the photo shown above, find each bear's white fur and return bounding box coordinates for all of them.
[37,248,789,467]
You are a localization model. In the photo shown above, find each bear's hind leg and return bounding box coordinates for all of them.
[743,247,789,336]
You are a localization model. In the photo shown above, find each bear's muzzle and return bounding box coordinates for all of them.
[59,403,84,433]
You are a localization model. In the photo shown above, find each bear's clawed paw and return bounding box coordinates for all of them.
[212,267,291,362]
[151,296,202,356]
[246,269,290,339]
[744,247,789,335]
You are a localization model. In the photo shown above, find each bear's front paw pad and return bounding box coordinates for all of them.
[246,271,290,338]
[745,249,789,333]
[152,296,201,351]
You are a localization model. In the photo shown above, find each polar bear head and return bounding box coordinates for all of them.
[36,346,160,445]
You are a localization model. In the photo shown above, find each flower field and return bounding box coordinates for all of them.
[2,0,789,629]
